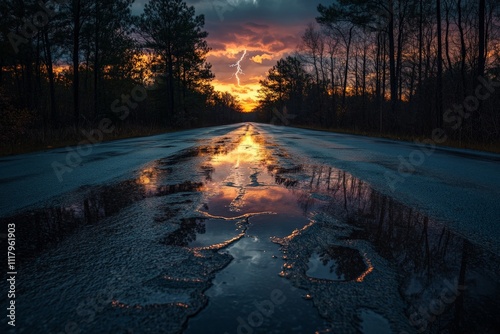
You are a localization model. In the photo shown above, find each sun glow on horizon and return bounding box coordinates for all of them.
[212,80,260,112]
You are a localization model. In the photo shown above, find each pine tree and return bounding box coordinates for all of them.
[137,0,213,126]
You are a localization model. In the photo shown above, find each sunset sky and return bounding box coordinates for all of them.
[134,0,323,111]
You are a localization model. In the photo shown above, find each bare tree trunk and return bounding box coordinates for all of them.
[354,50,359,96]
[35,35,42,115]
[94,0,100,118]
[476,0,486,141]
[424,32,433,132]
[342,26,353,110]
[453,240,469,332]
[382,33,387,133]
[329,50,337,128]
[445,2,453,73]
[73,0,81,128]
[408,62,416,104]
[375,33,381,102]
[436,0,443,129]
[478,0,486,78]
[166,42,175,124]
[375,33,382,132]
[418,0,423,89]
[362,45,366,98]
[388,0,398,124]
[43,29,57,127]
[361,44,367,129]
[457,0,467,98]
[396,1,406,116]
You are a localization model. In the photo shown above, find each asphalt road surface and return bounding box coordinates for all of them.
[1,123,499,333]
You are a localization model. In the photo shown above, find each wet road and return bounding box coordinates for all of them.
[1,123,499,333]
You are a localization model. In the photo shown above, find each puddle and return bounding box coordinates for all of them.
[306,246,367,282]
[269,162,500,333]
[184,128,331,333]
[0,166,203,264]
[163,218,246,249]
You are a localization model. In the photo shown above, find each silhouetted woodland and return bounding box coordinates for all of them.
[256,0,500,148]
[2,0,499,154]
[0,0,242,154]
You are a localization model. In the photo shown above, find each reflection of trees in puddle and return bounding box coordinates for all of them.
[274,175,298,188]
[317,246,367,282]
[5,125,497,331]
[162,216,247,252]
[307,246,368,282]
[0,130,264,265]
[0,130,278,262]
[0,163,203,264]
[275,163,500,332]
[163,218,206,247]
[200,165,215,181]
[280,163,472,279]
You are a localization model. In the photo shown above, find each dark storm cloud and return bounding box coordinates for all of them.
[132,0,323,23]
[191,0,322,24]
[131,0,307,51]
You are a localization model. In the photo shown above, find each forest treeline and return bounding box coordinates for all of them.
[0,0,242,154]
[256,0,500,147]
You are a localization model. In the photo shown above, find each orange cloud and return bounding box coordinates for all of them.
[251,53,273,64]
[204,18,306,111]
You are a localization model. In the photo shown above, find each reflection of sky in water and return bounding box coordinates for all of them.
[137,166,158,194]
[186,127,331,333]
[200,131,292,216]
[211,133,266,166]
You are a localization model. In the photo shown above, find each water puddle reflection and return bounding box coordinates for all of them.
[185,126,331,333]
[306,246,368,282]
[0,166,203,263]
[267,158,500,333]
[163,218,246,250]
[183,125,499,333]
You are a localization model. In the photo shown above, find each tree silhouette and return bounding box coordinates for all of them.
[137,0,214,126]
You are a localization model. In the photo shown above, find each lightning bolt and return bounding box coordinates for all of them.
[230,49,247,86]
